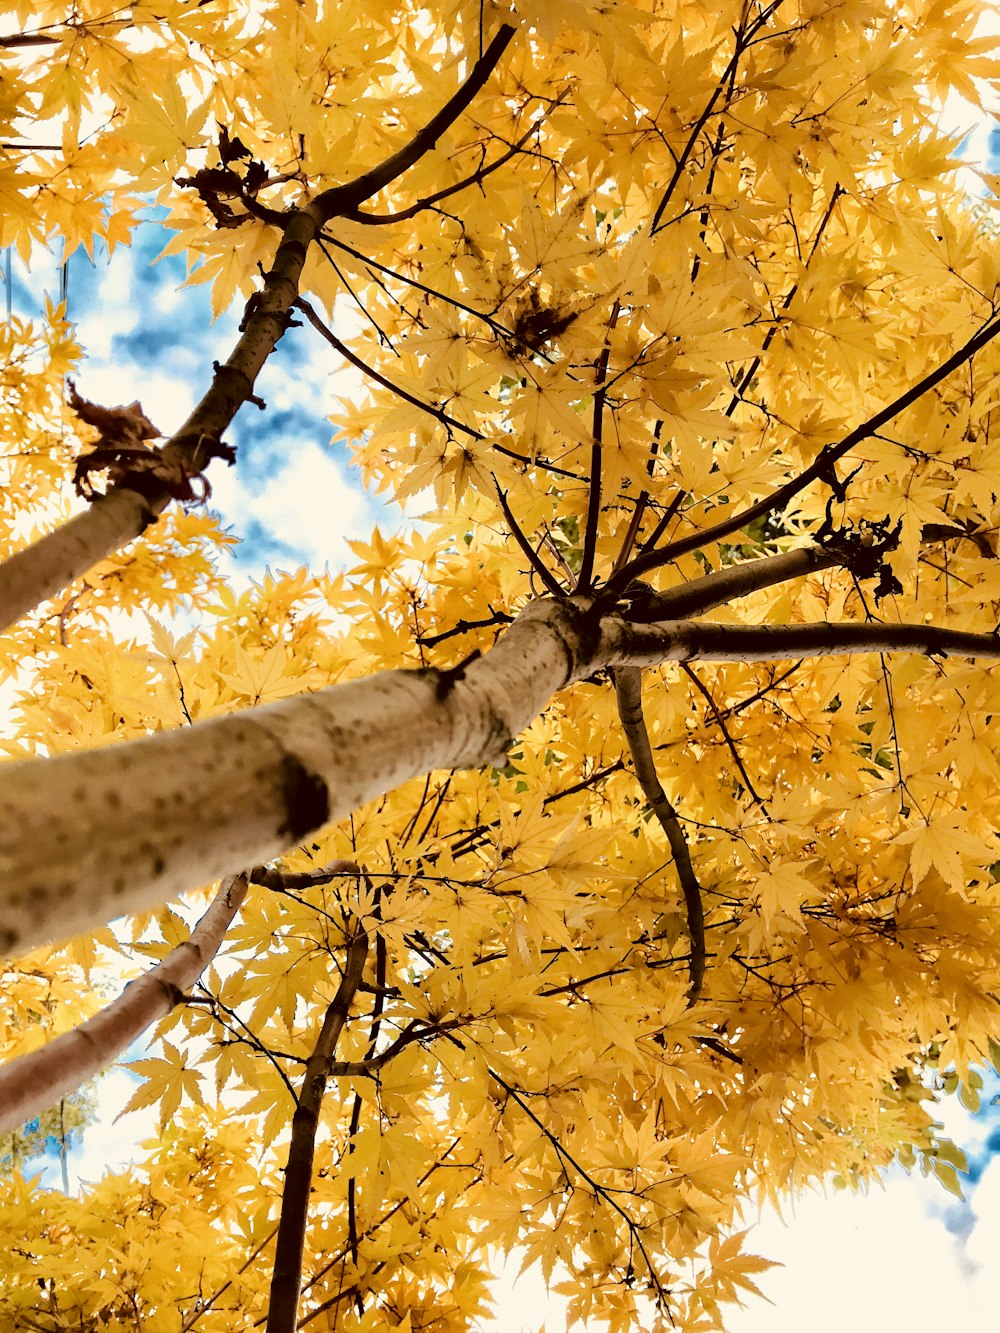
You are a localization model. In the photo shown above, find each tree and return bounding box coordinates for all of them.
[1,0,999,1326]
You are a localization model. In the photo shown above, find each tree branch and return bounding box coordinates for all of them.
[3,596,1000,957]
[489,1064,671,1311]
[493,480,566,596]
[296,298,481,439]
[600,616,1000,667]
[311,25,517,222]
[0,873,248,1136]
[0,25,517,634]
[349,110,553,225]
[611,544,843,620]
[607,310,1000,593]
[265,919,369,1333]
[679,662,768,811]
[578,300,620,592]
[614,669,706,1002]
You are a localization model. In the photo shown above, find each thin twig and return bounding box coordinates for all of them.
[578,300,621,592]
[493,479,565,596]
[679,662,769,812]
[489,1065,672,1312]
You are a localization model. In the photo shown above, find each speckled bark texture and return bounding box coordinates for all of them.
[0,597,588,954]
[2,593,998,957]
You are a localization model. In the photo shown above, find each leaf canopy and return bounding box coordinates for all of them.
[1,0,1000,1327]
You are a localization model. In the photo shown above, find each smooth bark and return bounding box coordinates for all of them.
[0,874,248,1136]
[2,584,999,957]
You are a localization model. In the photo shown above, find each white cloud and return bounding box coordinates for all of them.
[209,436,382,571]
[728,1174,990,1332]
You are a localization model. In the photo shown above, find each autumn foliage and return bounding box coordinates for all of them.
[2,0,1000,1328]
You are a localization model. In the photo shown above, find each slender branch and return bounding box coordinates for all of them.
[347,880,388,1317]
[649,0,783,234]
[199,985,298,1100]
[296,1139,464,1311]
[614,669,705,1002]
[493,480,566,596]
[601,616,1000,667]
[318,232,513,339]
[578,301,621,592]
[296,298,480,439]
[607,311,1000,593]
[612,425,666,572]
[417,608,515,649]
[679,662,768,811]
[311,26,516,222]
[179,1223,280,1333]
[0,31,62,46]
[350,111,554,225]
[265,921,370,1333]
[0,874,248,1136]
[637,489,686,556]
[722,186,843,420]
[300,289,580,481]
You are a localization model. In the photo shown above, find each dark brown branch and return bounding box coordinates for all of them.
[179,1224,280,1333]
[578,300,620,592]
[637,489,686,556]
[318,231,513,339]
[299,290,579,480]
[612,424,666,571]
[489,1064,672,1312]
[603,615,1000,666]
[723,185,844,419]
[493,480,566,597]
[295,1139,465,1317]
[607,310,1000,593]
[265,922,369,1333]
[312,25,516,222]
[0,31,61,46]
[614,668,706,1002]
[417,608,515,649]
[650,0,783,233]
[350,111,555,225]
[296,298,481,439]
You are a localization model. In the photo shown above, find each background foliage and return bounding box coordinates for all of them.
[2,0,1000,1328]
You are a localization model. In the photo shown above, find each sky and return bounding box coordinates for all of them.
[4,93,1000,1333]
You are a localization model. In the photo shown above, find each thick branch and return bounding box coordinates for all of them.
[2,594,999,956]
[615,545,843,620]
[614,669,705,1002]
[266,919,369,1333]
[600,617,1000,666]
[0,874,248,1136]
[311,25,515,222]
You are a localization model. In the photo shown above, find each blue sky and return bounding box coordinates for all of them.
[7,213,392,582]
